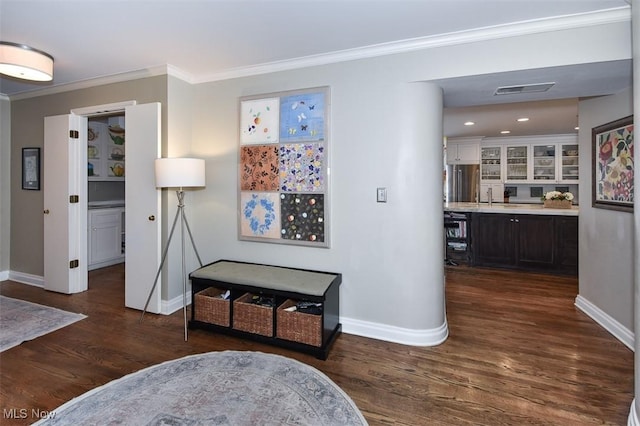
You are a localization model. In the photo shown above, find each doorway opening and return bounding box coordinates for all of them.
[87,114,126,273]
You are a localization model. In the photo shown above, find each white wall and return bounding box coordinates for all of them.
[190,74,448,343]
[162,75,198,303]
[185,18,632,343]
[630,1,639,422]
[577,90,634,332]
[0,96,10,278]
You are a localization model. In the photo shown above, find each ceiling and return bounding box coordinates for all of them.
[0,0,633,137]
[440,60,632,138]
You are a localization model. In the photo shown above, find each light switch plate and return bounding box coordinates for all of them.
[377,187,387,203]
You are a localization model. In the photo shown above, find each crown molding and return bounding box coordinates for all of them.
[166,64,195,84]
[8,65,184,101]
[194,7,631,83]
[6,6,631,100]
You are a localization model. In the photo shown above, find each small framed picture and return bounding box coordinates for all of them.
[22,147,41,190]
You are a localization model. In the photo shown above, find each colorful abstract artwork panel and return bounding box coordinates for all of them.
[280,194,324,242]
[240,192,281,239]
[240,145,279,191]
[279,143,325,192]
[280,92,325,142]
[239,87,329,247]
[240,98,280,145]
[593,115,634,211]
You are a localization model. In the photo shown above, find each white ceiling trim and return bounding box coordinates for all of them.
[9,65,176,101]
[193,7,630,84]
[8,6,630,101]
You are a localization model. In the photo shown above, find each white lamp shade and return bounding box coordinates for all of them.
[0,42,53,82]
[155,158,206,188]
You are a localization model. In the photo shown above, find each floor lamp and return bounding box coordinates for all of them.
[140,157,206,341]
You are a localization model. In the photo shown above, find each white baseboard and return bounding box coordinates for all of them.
[575,294,634,351]
[0,270,8,281]
[5,270,189,317]
[341,316,449,346]
[7,271,44,288]
[629,399,638,426]
[162,292,193,315]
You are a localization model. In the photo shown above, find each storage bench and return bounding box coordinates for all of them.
[189,260,342,359]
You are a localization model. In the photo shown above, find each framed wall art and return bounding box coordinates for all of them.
[238,87,330,247]
[592,115,634,212]
[22,147,41,190]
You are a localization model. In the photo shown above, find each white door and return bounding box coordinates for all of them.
[124,103,162,312]
[43,114,88,293]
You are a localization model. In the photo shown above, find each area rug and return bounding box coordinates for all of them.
[0,295,86,352]
[35,350,368,425]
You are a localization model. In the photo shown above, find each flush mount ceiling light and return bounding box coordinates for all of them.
[0,41,54,81]
[464,121,475,126]
[494,82,555,96]
[517,117,530,122]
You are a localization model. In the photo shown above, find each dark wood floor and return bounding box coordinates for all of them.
[0,264,634,425]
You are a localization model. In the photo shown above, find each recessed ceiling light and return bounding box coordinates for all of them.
[517,117,529,122]
[500,130,511,134]
[464,121,475,126]
[574,126,580,130]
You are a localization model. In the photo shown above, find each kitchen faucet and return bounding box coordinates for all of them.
[487,186,493,206]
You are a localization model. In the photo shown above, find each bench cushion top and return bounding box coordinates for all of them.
[190,261,338,297]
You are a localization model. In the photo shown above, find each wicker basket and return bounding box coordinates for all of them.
[232,293,274,337]
[277,299,322,347]
[543,199,572,209]
[194,287,230,327]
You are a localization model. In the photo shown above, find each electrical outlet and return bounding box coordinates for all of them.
[377,187,387,203]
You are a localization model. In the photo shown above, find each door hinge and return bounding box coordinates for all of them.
[69,259,79,269]
[69,195,79,203]
[69,130,79,139]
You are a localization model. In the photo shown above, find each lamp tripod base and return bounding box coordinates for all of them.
[140,189,203,341]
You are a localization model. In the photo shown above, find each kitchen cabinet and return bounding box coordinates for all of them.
[480,134,578,184]
[532,144,557,182]
[560,143,579,182]
[505,145,528,181]
[555,216,579,274]
[447,138,480,164]
[480,146,502,181]
[531,142,579,183]
[88,207,125,270]
[472,213,576,275]
[88,117,125,181]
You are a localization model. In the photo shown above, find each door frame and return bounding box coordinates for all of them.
[68,101,161,313]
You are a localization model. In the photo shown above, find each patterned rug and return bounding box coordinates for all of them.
[35,350,368,425]
[0,295,86,352]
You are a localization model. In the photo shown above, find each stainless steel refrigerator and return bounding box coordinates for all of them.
[446,164,480,203]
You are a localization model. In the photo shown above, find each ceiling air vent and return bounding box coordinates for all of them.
[494,82,555,96]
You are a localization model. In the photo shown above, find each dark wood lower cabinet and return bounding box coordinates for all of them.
[472,213,577,275]
[555,216,579,274]
[472,213,515,266]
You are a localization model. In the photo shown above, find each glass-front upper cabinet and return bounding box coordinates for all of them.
[505,145,528,181]
[532,144,556,181]
[560,143,579,181]
[480,146,502,181]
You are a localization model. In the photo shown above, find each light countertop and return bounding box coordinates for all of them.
[444,202,579,216]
